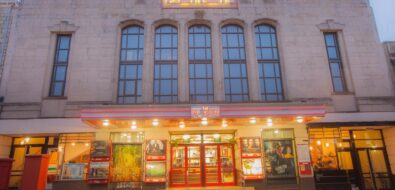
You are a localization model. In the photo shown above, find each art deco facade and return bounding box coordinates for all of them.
[0,0,394,190]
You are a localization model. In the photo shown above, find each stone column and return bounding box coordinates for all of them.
[142,21,154,103]
[178,20,188,103]
[244,22,260,101]
[212,20,225,102]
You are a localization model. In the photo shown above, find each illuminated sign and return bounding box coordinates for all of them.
[191,105,220,118]
[162,0,238,9]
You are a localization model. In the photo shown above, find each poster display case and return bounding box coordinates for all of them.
[88,140,111,184]
[145,140,167,183]
[240,137,264,180]
[61,163,85,180]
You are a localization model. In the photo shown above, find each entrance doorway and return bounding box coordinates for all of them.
[170,132,236,187]
[352,130,392,190]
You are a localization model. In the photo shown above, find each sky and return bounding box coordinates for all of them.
[369,0,395,42]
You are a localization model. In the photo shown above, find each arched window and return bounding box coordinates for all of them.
[221,25,249,102]
[117,25,144,104]
[188,25,213,103]
[255,24,284,101]
[154,25,178,103]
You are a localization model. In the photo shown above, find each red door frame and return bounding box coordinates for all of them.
[170,144,202,187]
[204,144,236,186]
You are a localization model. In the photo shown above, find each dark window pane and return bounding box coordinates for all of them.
[333,78,344,92]
[52,82,63,96]
[222,25,249,102]
[117,26,143,104]
[324,33,347,92]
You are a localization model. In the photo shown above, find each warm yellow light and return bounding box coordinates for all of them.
[309,146,313,150]
[103,120,110,127]
[317,140,321,145]
[249,117,257,124]
[201,117,208,125]
[24,137,30,143]
[222,120,228,128]
[85,143,90,147]
[296,116,304,123]
[183,135,190,140]
[179,121,185,129]
[152,119,159,127]
[325,143,330,147]
[71,142,76,146]
[132,120,137,125]
[131,125,137,130]
[213,134,220,139]
[274,129,279,134]
[267,122,273,127]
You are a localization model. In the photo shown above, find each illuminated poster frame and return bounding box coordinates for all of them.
[162,0,238,9]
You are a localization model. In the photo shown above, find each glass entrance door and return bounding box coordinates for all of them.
[357,149,392,190]
[352,130,392,190]
[203,144,235,186]
[170,145,202,187]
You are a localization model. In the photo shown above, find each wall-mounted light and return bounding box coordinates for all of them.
[296,116,304,123]
[152,119,159,127]
[71,142,76,146]
[103,120,110,127]
[85,143,90,147]
[201,117,208,125]
[316,140,321,145]
[179,121,185,129]
[222,120,228,128]
[24,137,30,143]
[325,143,330,147]
[249,117,257,124]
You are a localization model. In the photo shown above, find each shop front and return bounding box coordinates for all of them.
[1,104,327,189]
[308,127,394,190]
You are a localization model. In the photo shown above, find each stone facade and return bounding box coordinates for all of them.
[0,0,393,117]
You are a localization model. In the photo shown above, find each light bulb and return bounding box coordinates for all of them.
[249,117,257,124]
[103,120,110,126]
[296,116,304,123]
[152,119,159,127]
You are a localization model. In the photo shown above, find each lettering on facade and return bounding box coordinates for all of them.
[162,0,238,9]
[191,105,220,118]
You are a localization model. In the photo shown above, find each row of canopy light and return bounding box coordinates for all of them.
[101,116,305,130]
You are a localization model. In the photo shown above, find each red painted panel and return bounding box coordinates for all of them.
[0,159,13,190]
[20,155,49,190]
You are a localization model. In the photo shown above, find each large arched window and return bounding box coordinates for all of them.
[154,25,178,103]
[221,25,249,102]
[255,24,284,101]
[117,25,144,104]
[188,25,214,103]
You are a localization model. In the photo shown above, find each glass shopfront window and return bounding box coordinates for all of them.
[262,129,297,184]
[58,133,94,181]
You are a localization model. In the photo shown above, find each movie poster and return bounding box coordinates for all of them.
[145,161,166,178]
[111,144,143,182]
[241,137,262,157]
[61,163,85,180]
[264,140,296,177]
[89,162,109,179]
[242,158,263,178]
[146,140,166,160]
[91,141,110,158]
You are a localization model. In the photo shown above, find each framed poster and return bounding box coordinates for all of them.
[146,140,166,160]
[91,140,110,159]
[297,144,313,177]
[61,163,85,180]
[241,137,262,157]
[111,144,143,182]
[242,158,264,180]
[89,162,110,180]
[263,140,296,178]
[145,161,166,182]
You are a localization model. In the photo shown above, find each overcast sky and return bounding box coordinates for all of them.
[369,0,395,42]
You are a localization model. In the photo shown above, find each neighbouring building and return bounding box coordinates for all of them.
[0,0,394,190]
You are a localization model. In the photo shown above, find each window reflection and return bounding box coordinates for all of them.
[188,25,214,103]
[118,26,143,104]
[255,25,283,101]
[221,25,249,102]
[154,25,178,103]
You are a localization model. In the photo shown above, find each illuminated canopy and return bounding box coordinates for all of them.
[162,0,238,9]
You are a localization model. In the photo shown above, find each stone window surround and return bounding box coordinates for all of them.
[316,19,355,95]
[42,21,79,100]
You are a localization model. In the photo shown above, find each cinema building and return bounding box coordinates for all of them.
[0,0,394,190]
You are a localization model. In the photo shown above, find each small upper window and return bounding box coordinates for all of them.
[324,33,347,93]
[49,35,71,97]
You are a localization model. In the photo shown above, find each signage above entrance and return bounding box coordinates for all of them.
[191,105,220,119]
[162,0,238,9]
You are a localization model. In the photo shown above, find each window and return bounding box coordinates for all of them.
[255,25,284,101]
[118,26,144,104]
[49,35,71,97]
[324,33,347,92]
[154,25,178,103]
[221,25,249,102]
[188,25,214,103]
